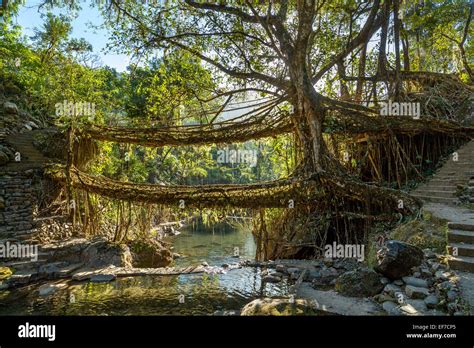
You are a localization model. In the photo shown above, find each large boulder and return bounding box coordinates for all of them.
[241,298,322,316]
[130,239,173,268]
[375,240,424,279]
[334,268,384,297]
[82,238,132,268]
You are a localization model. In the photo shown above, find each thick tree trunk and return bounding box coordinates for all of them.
[288,61,326,174]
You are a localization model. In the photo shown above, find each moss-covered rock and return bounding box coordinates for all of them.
[130,239,173,268]
[0,267,13,281]
[241,298,323,316]
[335,268,384,297]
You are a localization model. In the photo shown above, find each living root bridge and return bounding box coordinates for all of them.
[79,112,474,147]
[46,164,421,218]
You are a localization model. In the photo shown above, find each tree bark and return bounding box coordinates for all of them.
[355,42,368,103]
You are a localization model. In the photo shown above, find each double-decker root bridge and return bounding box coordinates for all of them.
[43,73,474,258]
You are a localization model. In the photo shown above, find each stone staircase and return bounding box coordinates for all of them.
[411,140,474,272]
[448,222,474,272]
[3,130,50,171]
[411,140,474,204]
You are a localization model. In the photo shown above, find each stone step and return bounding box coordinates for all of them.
[433,173,474,179]
[430,178,467,184]
[448,255,474,272]
[448,222,474,231]
[417,185,457,192]
[449,243,474,257]
[410,195,454,204]
[412,190,455,198]
[448,230,474,244]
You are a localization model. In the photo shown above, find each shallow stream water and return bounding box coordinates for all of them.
[0,223,290,315]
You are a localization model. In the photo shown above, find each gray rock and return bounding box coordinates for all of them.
[323,259,333,267]
[393,279,404,286]
[424,295,439,309]
[262,275,281,283]
[420,267,432,278]
[382,301,401,315]
[402,276,428,288]
[375,241,424,279]
[90,274,116,283]
[321,267,339,279]
[447,302,458,313]
[405,285,430,299]
[38,262,69,279]
[383,283,401,296]
[290,272,300,280]
[312,267,339,287]
[287,267,300,274]
[306,269,322,280]
[435,270,449,281]
[334,268,384,297]
[406,299,427,313]
[438,280,453,291]
[380,277,390,285]
[276,264,286,272]
[82,238,132,268]
[373,293,396,303]
[270,271,285,278]
[430,261,441,272]
[400,303,420,315]
[423,249,437,259]
[446,290,458,302]
[333,258,359,271]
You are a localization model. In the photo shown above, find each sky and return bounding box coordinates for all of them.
[15,0,131,72]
